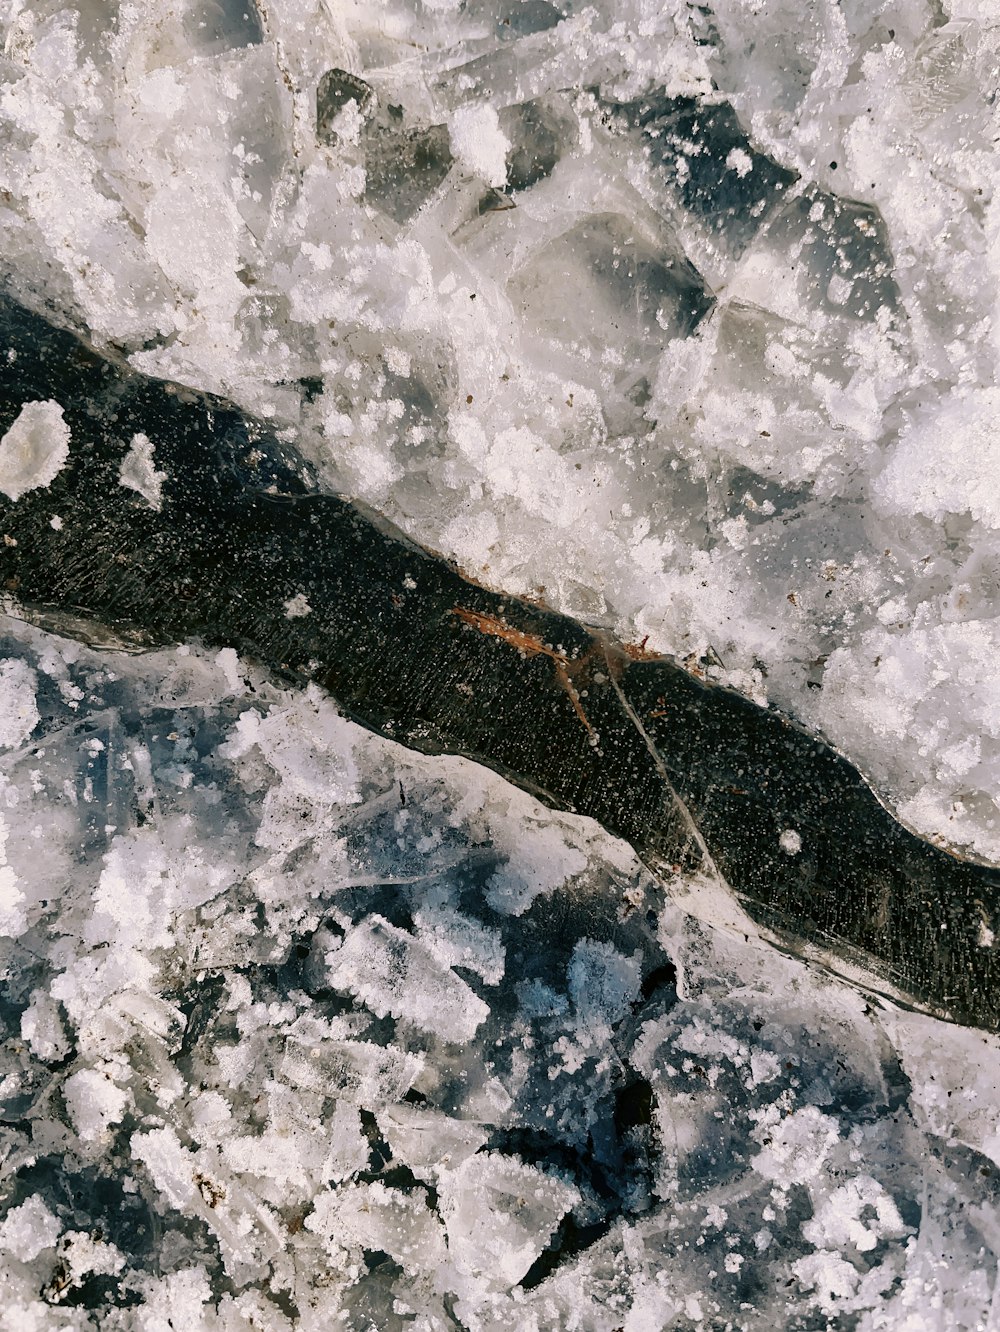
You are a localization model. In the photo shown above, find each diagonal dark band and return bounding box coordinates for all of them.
[1,290,996,1029]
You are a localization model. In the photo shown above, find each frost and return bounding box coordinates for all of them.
[875,388,1000,528]
[0,400,70,501]
[752,1106,842,1186]
[439,1152,581,1290]
[448,103,510,187]
[0,1197,61,1263]
[0,658,39,749]
[118,433,166,511]
[802,1176,907,1253]
[0,623,997,1325]
[282,591,311,618]
[779,828,802,855]
[2,0,1000,1323]
[63,1067,129,1141]
[323,916,491,1042]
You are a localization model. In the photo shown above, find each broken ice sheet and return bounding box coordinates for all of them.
[0,624,998,1328]
[3,0,1000,1325]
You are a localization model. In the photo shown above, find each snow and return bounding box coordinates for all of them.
[0,1197,61,1264]
[0,657,39,749]
[118,432,166,511]
[0,400,70,502]
[448,103,510,188]
[63,1066,130,1142]
[1,0,1000,1324]
[282,592,311,618]
[0,620,994,1325]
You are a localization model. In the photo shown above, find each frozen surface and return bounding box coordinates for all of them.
[1,0,1000,1326]
[0,0,999,856]
[1,622,1000,1329]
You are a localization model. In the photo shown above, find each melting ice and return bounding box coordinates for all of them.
[1,0,1000,1327]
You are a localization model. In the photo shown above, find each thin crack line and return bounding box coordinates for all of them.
[604,646,730,891]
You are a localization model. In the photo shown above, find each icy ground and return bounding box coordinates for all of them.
[3,621,1000,1330]
[2,0,1000,1327]
[1,0,1000,856]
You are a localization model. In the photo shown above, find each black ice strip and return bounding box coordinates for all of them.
[1,289,997,1029]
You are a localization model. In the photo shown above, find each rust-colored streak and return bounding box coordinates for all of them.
[554,659,596,740]
[452,606,596,740]
[620,634,663,662]
[451,606,566,663]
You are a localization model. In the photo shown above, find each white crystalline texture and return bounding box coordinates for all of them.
[448,103,510,187]
[308,1180,447,1272]
[0,1197,61,1263]
[0,3,995,878]
[3,0,1000,1326]
[63,1066,129,1141]
[0,400,70,501]
[118,432,166,511]
[282,591,311,618]
[323,915,490,1042]
[439,1152,581,1290]
[0,657,39,749]
[752,1106,842,1186]
[0,626,996,1326]
[875,387,1000,528]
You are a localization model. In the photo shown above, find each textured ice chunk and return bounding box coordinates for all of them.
[802,1175,907,1253]
[0,1197,61,1263]
[308,1181,447,1271]
[567,938,641,1035]
[316,69,374,146]
[184,0,263,53]
[0,400,70,501]
[223,1097,368,1188]
[364,120,454,223]
[323,916,490,1042]
[500,96,570,192]
[618,94,797,253]
[449,103,510,187]
[752,1105,841,1186]
[511,212,712,357]
[20,987,71,1062]
[377,1104,490,1175]
[0,658,39,750]
[439,1152,580,1289]
[0,811,26,938]
[63,1067,129,1142]
[875,387,1000,528]
[413,903,505,984]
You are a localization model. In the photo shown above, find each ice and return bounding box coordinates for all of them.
[0,1196,61,1264]
[0,621,996,1323]
[448,102,510,188]
[0,656,40,749]
[439,1151,581,1292]
[118,433,166,512]
[2,0,1000,1324]
[0,400,70,501]
[875,386,1000,529]
[322,914,492,1042]
[63,1066,129,1142]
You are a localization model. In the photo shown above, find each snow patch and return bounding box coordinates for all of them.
[118,432,166,511]
[0,400,70,501]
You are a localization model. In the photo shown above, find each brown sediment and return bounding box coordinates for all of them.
[451,605,597,739]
